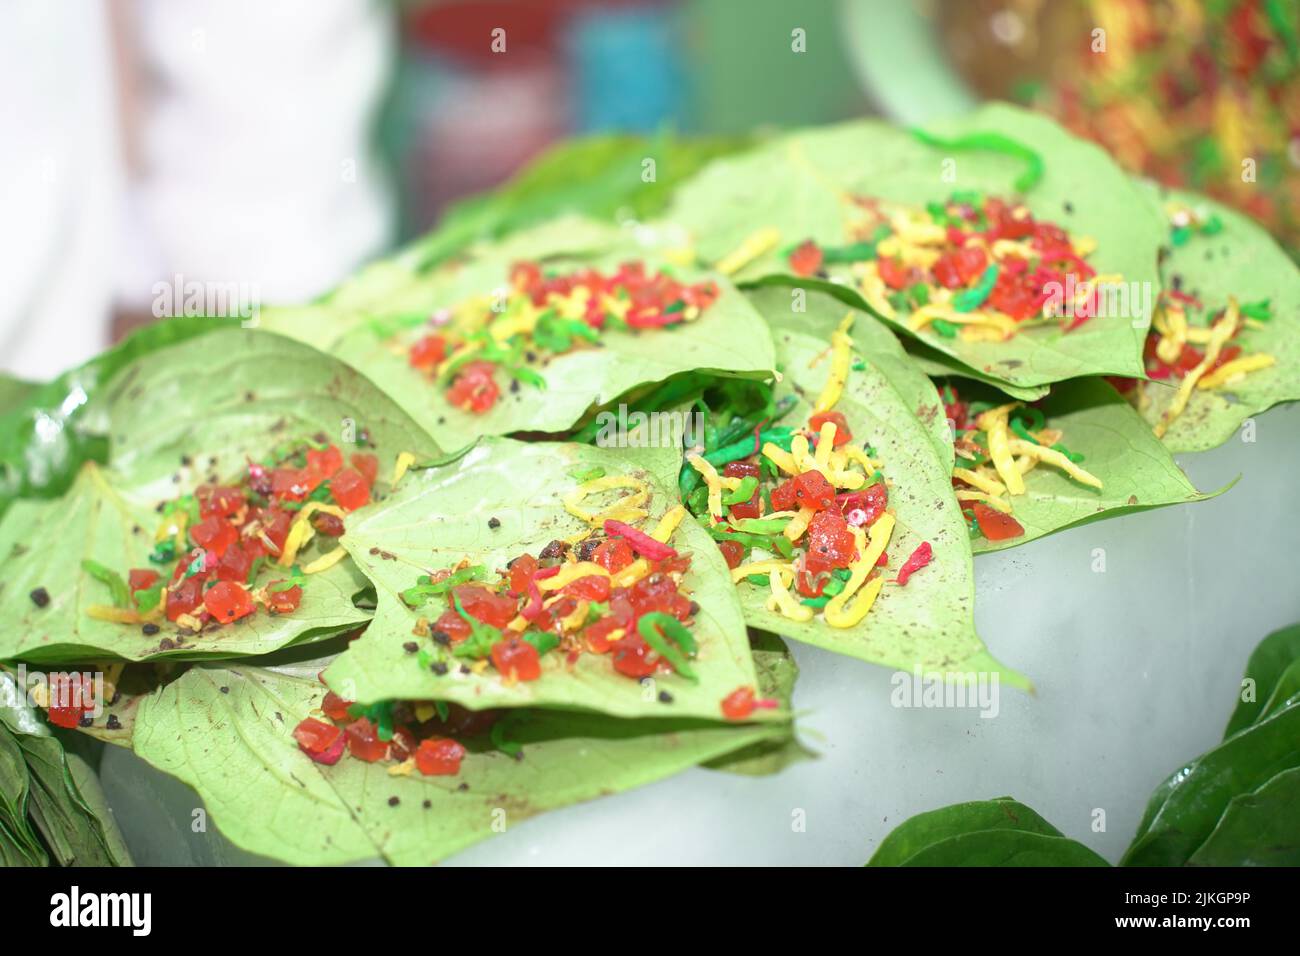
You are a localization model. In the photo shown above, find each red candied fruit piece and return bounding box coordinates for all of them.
[716,538,746,569]
[792,470,837,511]
[722,460,760,480]
[329,467,371,512]
[203,581,255,624]
[344,717,389,762]
[804,510,858,574]
[583,615,625,653]
[306,445,343,480]
[507,553,539,595]
[166,576,205,622]
[770,478,798,512]
[389,726,418,762]
[215,541,254,583]
[197,484,246,520]
[453,584,518,628]
[128,568,160,592]
[788,240,824,277]
[491,637,541,681]
[265,584,303,615]
[591,537,635,573]
[351,453,379,487]
[409,333,448,370]
[610,632,659,679]
[808,411,852,447]
[973,502,1024,542]
[293,718,344,765]
[190,515,238,558]
[270,467,314,502]
[564,574,611,602]
[321,690,353,721]
[840,481,888,528]
[721,686,757,720]
[258,508,293,551]
[432,609,471,643]
[45,674,91,729]
[416,737,466,776]
[446,361,500,413]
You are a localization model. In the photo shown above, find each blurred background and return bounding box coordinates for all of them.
[2,0,1296,378]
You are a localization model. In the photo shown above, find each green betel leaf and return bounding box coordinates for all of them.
[1185,766,1300,866]
[324,436,768,720]
[669,102,1163,389]
[1122,700,1300,866]
[887,829,1109,867]
[1128,182,1300,452]
[867,795,1106,866]
[131,654,787,865]
[292,221,777,451]
[407,132,753,274]
[946,378,1217,555]
[741,294,1028,688]
[867,796,1063,866]
[1223,622,1300,739]
[0,329,442,663]
[0,672,131,865]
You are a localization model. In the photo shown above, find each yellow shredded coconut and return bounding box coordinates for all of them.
[562,474,649,526]
[783,506,817,542]
[766,568,814,622]
[730,560,794,584]
[953,467,1006,496]
[1197,353,1276,390]
[301,546,348,575]
[715,227,781,276]
[976,404,1025,496]
[1155,300,1238,437]
[537,562,610,591]
[279,502,347,567]
[813,313,855,412]
[1005,440,1103,489]
[391,451,416,488]
[955,490,1013,514]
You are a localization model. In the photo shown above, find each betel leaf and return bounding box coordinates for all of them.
[1122,700,1300,866]
[947,378,1218,555]
[325,436,769,720]
[406,132,753,274]
[0,671,131,865]
[668,102,1163,389]
[1130,181,1300,452]
[130,653,788,865]
[313,221,777,451]
[0,329,441,663]
[0,317,240,515]
[867,796,1062,866]
[901,337,1051,403]
[1185,766,1300,866]
[1223,622,1300,739]
[886,829,1109,867]
[867,796,1107,866]
[744,294,1029,688]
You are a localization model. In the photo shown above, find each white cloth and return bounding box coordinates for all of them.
[0,0,395,380]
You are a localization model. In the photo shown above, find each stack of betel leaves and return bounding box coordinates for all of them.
[0,105,1295,866]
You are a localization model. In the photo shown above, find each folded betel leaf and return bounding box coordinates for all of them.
[0,671,132,865]
[681,288,1028,688]
[941,377,1220,554]
[126,652,788,865]
[0,328,443,664]
[866,796,1107,867]
[264,216,776,451]
[1115,182,1300,452]
[405,132,754,274]
[324,436,778,721]
[668,102,1164,390]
